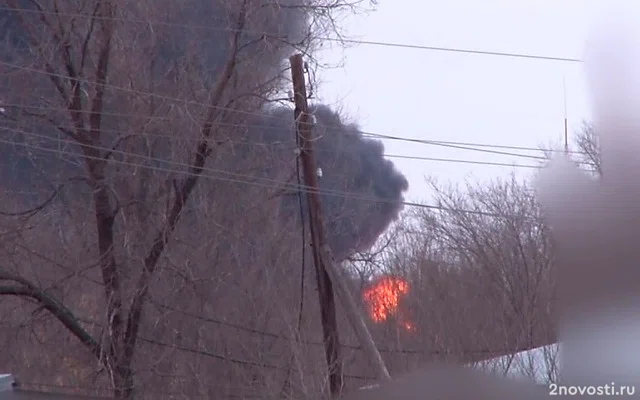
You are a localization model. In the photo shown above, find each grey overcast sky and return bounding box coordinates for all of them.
[316,0,600,203]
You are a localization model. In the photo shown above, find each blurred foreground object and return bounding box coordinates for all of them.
[340,362,548,400]
[344,3,640,399]
[537,0,640,390]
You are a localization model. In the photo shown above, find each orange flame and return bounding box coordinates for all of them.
[363,276,414,332]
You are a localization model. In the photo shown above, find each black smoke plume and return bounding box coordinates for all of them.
[0,1,408,259]
[243,105,409,261]
[0,0,306,189]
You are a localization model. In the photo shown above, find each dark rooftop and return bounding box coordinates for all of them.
[0,375,112,400]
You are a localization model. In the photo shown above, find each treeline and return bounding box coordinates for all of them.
[0,173,562,398]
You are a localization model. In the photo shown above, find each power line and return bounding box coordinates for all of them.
[151,300,541,357]
[75,316,379,380]
[0,59,590,163]
[0,65,593,217]
[0,101,590,169]
[0,6,583,63]
[336,38,582,63]
[145,338,387,385]
[0,102,587,156]
[379,154,540,169]
[0,7,592,172]
[73,316,293,372]
[294,100,307,325]
[4,119,548,170]
[1,127,587,220]
[362,132,546,161]
[16,313,551,391]
[0,60,291,124]
[0,60,586,176]
[359,132,593,167]
[0,18,585,141]
[5,120,594,190]
[0,126,541,219]
[139,336,289,371]
[0,127,302,191]
[360,131,586,156]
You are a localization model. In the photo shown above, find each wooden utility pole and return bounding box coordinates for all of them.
[289,53,343,397]
[289,54,391,396]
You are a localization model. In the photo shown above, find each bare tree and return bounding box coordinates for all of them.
[0,0,375,398]
[357,175,558,371]
[419,176,555,357]
[574,122,602,176]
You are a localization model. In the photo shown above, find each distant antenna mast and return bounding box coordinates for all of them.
[563,76,569,155]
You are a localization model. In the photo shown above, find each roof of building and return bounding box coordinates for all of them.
[0,390,111,400]
[348,361,551,400]
[474,343,560,384]
[0,375,112,400]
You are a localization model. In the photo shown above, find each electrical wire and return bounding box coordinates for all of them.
[0,49,591,164]
[70,317,383,381]
[0,6,591,170]
[7,121,550,170]
[0,59,290,124]
[279,98,309,397]
[0,101,591,169]
[373,154,541,169]
[0,18,594,217]
[0,125,544,219]
[0,6,582,63]
[0,16,587,148]
[152,300,528,356]
[335,37,581,62]
[363,132,546,161]
[359,131,586,156]
[12,309,550,394]
[0,65,583,164]
[0,102,587,154]
[294,109,307,334]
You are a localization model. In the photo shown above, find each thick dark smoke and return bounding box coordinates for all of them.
[0,1,408,258]
[0,0,306,189]
[243,105,409,261]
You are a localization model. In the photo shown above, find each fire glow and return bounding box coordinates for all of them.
[363,276,415,332]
